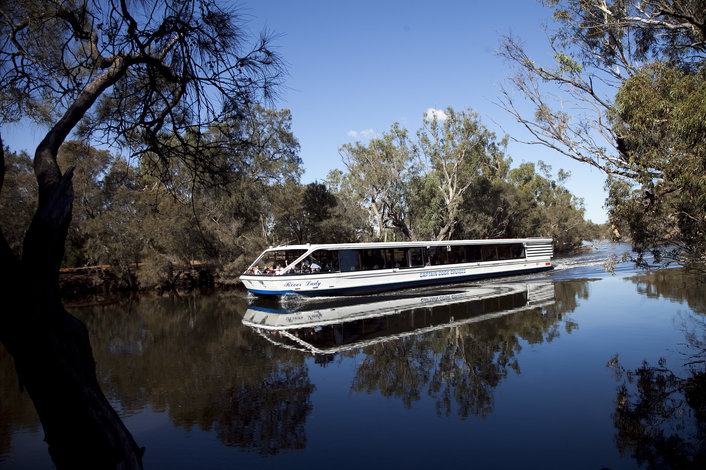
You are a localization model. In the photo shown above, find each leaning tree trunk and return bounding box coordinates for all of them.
[0,138,144,468]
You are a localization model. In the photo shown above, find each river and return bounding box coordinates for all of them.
[1,242,704,469]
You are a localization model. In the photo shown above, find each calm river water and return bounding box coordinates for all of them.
[1,243,705,469]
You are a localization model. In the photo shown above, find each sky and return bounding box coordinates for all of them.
[2,0,610,223]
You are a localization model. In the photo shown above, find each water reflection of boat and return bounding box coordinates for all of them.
[242,282,555,355]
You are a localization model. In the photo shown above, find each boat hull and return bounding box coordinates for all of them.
[241,258,553,296]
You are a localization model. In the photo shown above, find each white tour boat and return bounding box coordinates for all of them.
[240,238,553,296]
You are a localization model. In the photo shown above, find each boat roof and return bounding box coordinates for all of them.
[262,237,552,252]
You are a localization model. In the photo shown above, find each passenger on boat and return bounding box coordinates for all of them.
[250,265,261,274]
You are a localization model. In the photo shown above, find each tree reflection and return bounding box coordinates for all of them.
[216,364,313,455]
[66,292,314,456]
[0,345,42,458]
[351,281,586,417]
[352,337,434,408]
[609,358,706,469]
[609,269,706,469]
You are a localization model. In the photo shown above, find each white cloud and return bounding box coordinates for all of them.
[347,128,376,140]
[424,108,448,121]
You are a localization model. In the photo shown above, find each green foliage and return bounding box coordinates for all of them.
[0,148,35,255]
[502,0,706,267]
[338,108,597,250]
[339,124,418,240]
[271,181,359,245]
[415,107,509,240]
[37,104,305,288]
[607,63,706,266]
[554,52,583,75]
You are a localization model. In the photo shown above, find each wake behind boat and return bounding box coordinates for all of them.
[240,238,553,296]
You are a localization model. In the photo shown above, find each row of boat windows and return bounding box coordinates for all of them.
[249,244,525,274]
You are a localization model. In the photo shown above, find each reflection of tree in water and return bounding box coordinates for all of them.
[625,269,706,315]
[609,268,706,469]
[609,357,706,469]
[351,281,586,417]
[0,347,42,457]
[67,292,314,456]
[352,337,434,407]
[217,363,313,455]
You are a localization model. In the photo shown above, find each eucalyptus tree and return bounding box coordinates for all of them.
[416,107,509,240]
[506,162,592,252]
[57,141,114,266]
[324,169,372,242]
[0,148,35,255]
[0,0,282,467]
[339,124,419,240]
[270,182,342,245]
[499,0,706,266]
[166,105,303,268]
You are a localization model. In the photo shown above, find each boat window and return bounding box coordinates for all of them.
[497,243,525,260]
[428,247,448,265]
[338,250,361,272]
[467,245,482,262]
[481,245,498,261]
[247,249,307,274]
[391,248,408,268]
[449,245,467,264]
[408,248,424,267]
[295,249,340,273]
[512,244,525,259]
[497,245,511,260]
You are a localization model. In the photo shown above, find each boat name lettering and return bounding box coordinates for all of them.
[283,280,321,289]
[419,269,466,279]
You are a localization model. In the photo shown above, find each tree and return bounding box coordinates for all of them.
[499,0,706,266]
[416,107,509,240]
[138,105,303,279]
[57,141,114,266]
[0,0,282,467]
[0,147,35,255]
[337,110,596,247]
[324,169,371,242]
[608,63,706,268]
[339,124,418,240]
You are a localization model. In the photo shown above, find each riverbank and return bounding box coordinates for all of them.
[59,262,240,295]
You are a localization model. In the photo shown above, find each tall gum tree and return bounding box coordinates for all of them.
[0,0,282,467]
[416,107,508,241]
[499,0,706,267]
[339,124,418,240]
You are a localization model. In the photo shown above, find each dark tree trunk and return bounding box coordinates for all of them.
[0,139,144,469]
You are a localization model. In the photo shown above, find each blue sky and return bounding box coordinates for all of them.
[2,0,609,223]
[242,0,609,223]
